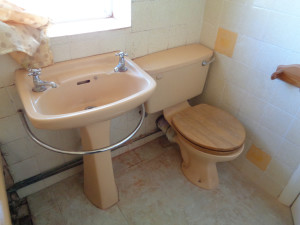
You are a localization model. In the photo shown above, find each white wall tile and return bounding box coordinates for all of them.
[131,1,154,32]
[0,114,26,144]
[6,85,24,111]
[49,35,71,45]
[232,36,262,69]
[201,71,225,107]
[221,82,247,114]
[275,140,300,171]
[1,137,38,165]
[110,113,128,144]
[9,157,40,182]
[265,158,294,187]
[260,104,293,136]
[271,0,300,17]
[209,53,233,81]
[129,119,146,140]
[150,0,172,29]
[26,137,47,155]
[0,55,19,88]
[239,6,270,40]
[167,25,188,49]
[235,114,260,140]
[62,154,82,163]
[145,111,161,133]
[203,0,224,25]
[230,61,252,90]
[200,22,218,49]
[262,12,300,51]
[0,87,15,118]
[125,31,149,58]
[238,93,266,122]
[285,119,300,146]
[286,51,300,64]
[246,70,275,102]
[269,82,300,116]
[70,36,100,59]
[220,1,247,32]
[186,24,202,45]
[255,43,288,75]
[36,151,65,172]
[58,129,81,150]
[148,28,169,54]
[177,0,205,27]
[253,0,274,9]
[251,125,283,155]
[97,29,129,54]
[51,43,71,63]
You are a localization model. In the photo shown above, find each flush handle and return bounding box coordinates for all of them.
[202,56,216,66]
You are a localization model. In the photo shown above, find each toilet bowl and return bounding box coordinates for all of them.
[133,44,246,189]
[164,102,245,189]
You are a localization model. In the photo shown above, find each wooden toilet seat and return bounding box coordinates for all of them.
[172,104,246,153]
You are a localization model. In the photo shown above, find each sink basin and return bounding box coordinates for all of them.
[15,52,156,209]
[15,52,156,130]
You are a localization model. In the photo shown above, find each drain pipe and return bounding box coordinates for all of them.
[155,115,176,143]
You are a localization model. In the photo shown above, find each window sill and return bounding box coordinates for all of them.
[47,17,130,38]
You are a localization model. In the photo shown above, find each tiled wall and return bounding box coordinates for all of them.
[199,0,300,197]
[0,0,205,183]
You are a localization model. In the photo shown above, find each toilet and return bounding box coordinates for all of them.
[133,44,246,189]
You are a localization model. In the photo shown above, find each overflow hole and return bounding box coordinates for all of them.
[77,80,90,85]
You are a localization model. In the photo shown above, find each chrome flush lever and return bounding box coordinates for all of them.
[202,56,216,66]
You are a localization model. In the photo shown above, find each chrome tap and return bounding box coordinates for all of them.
[114,52,128,72]
[27,68,57,92]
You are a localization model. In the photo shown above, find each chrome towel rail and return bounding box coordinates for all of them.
[18,104,145,155]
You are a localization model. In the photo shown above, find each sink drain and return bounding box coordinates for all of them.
[84,106,96,110]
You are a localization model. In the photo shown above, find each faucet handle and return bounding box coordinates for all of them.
[115,52,128,58]
[27,68,41,76]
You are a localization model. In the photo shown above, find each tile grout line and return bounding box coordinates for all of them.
[116,203,131,225]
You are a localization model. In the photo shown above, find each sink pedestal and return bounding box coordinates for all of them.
[80,121,118,209]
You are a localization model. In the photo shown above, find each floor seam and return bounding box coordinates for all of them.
[117,202,131,225]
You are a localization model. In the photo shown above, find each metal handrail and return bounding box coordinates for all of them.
[18,104,145,155]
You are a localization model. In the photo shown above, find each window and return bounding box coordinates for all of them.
[9,0,131,37]
[10,0,113,23]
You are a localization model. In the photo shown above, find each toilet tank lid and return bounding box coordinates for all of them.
[133,44,213,74]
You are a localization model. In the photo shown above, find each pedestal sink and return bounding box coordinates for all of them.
[15,52,156,209]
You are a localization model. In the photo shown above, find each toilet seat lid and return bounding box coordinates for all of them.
[172,104,246,151]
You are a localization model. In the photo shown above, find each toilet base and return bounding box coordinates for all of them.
[181,155,219,190]
[176,134,244,190]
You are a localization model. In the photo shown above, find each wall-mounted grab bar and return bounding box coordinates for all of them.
[18,104,145,155]
[202,56,216,66]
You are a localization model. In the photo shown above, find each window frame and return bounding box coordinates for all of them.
[10,0,131,37]
[47,0,131,37]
